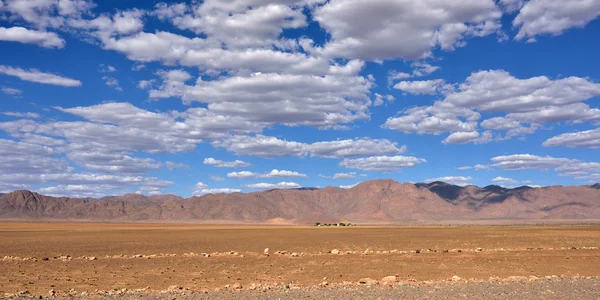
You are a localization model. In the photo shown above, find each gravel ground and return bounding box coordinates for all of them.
[4,278,600,300]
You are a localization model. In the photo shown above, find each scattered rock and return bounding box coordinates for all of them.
[381,276,398,284]
[264,248,270,256]
[291,252,300,257]
[358,278,378,286]
[415,249,421,254]
[451,275,462,281]
[331,249,340,255]
[476,248,483,252]
[232,283,242,290]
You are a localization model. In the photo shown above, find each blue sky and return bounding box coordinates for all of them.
[1,0,600,198]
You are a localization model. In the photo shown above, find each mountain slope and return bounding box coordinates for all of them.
[1,180,599,223]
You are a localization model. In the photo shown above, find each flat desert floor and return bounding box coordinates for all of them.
[2,223,600,299]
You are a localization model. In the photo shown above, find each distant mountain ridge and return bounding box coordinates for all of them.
[1,180,599,223]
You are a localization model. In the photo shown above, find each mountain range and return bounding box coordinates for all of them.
[1,180,599,224]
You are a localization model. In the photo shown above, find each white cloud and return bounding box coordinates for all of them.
[444,70,600,114]
[373,93,395,107]
[99,64,117,72]
[443,131,480,145]
[194,182,208,189]
[394,79,450,95]
[310,138,407,158]
[491,176,518,185]
[0,26,64,48]
[383,102,480,135]
[214,135,409,159]
[312,0,502,61]
[475,164,491,170]
[204,157,251,168]
[457,164,491,171]
[227,169,307,179]
[154,1,307,49]
[387,71,411,85]
[411,61,440,77]
[1,87,22,95]
[195,188,241,195]
[424,176,472,186]
[499,0,525,13]
[514,0,600,40]
[0,172,172,196]
[0,65,82,87]
[66,150,162,174]
[137,79,155,89]
[2,112,40,118]
[543,128,600,149]
[192,182,241,195]
[38,184,121,198]
[384,70,600,143]
[148,70,372,128]
[0,138,68,174]
[332,172,356,179]
[491,154,575,170]
[102,76,122,91]
[339,183,359,189]
[340,155,426,172]
[213,135,309,158]
[1,0,96,29]
[165,161,188,170]
[246,181,301,190]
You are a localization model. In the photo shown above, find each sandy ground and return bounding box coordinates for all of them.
[2,223,600,298]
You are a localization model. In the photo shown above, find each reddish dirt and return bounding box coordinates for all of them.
[2,223,600,296]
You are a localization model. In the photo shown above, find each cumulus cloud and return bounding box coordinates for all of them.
[491,176,519,185]
[192,181,241,196]
[310,138,407,158]
[197,188,242,195]
[425,176,472,186]
[513,0,600,40]
[148,70,372,128]
[204,157,251,168]
[332,172,356,179]
[102,76,122,91]
[312,0,502,61]
[491,154,576,170]
[384,70,600,143]
[214,135,410,159]
[246,182,301,190]
[543,128,600,149]
[0,26,65,48]
[0,65,81,87]
[213,135,308,158]
[394,79,451,95]
[153,1,308,49]
[227,169,307,179]
[99,64,117,73]
[340,156,426,172]
[373,93,395,107]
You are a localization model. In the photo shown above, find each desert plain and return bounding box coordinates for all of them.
[2,222,600,299]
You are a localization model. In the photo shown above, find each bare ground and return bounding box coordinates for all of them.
[2,223,600,298]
